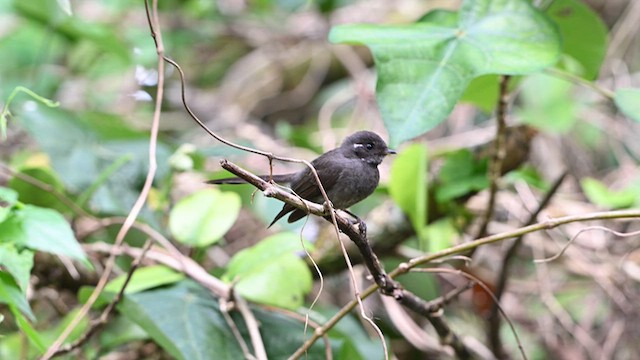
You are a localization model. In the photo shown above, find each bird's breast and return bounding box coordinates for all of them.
[328,163,380,209]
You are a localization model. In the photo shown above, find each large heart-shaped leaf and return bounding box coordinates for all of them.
[330,0,561,145]
[224,233,313,309]
[169,189,241,247]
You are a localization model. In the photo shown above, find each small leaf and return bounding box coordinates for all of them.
[78,265,185,308]
[224,233,313,309]
[0,271,34,321]
[519,73,578,133]
[423,219,457,253]
[9,167,67,212]
[169,189,241,247]
[330,0,561,145]
[0,243,33,293]
[389,144,428,234]
[546,0,608,80]
[436,149,489,203]
[614,88,640,122]
[581,178,638,209]
[0,187,19,222]
[0,205,88,264]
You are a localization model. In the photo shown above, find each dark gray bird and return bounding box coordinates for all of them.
[208,131,395,227]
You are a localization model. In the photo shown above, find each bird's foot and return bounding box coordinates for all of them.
[357,218,367,238]
[343,209,367,237]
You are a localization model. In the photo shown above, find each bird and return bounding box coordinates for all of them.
[208,131,396,227]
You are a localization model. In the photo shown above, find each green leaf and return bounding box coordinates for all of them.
[0,271,34,321]
[169,189,241,247]
[518,72,578,133]
[0,205,87,264]
[78,265,185,308]
[16,105,172,217]
[546,0,608,80]
[0,186,18,222]
[423,218,457,253]
[581,178,639,209]
[460,74,500,112]
[224,233,313,309]
[119,280,329,360]
[614,88,640,122]
[436,149,489,203]
[8,167,67,212]
[389,144,428,234]
[0,243,33,293]
[0,308,89,359]
[330,0,561,145]
[119,280,242,360]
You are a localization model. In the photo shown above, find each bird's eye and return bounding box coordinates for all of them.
[365,143,374,150]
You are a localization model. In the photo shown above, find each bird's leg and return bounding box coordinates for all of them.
[343,209,367,238]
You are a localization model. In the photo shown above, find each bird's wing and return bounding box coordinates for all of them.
[207,173,296,185]
[268,152,344,226]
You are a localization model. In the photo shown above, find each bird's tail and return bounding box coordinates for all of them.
[207,173,295,185]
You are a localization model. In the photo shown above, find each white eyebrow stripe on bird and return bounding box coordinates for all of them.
[353,143,364,148]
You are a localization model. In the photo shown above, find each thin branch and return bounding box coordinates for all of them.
[545,67,615,99]
[50,240,153,356]
[474,75,511,242]
[413,268,527,360]
[235,295,268,360]
[40,0,164,357]
[535,225,640,264]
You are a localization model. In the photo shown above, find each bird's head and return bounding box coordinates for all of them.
[341,131,396,165]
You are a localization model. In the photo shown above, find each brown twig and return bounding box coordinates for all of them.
[414,268,527,360]
[40,1,165,357]
[50,240,153,356]
[474,75,511,243]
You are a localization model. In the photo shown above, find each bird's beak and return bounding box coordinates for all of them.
[386,148,397,155]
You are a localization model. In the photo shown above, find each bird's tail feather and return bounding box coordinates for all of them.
[207,173,295,185]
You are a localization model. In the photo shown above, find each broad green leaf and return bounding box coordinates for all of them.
[99,316,149,352]
[0,187,18,222]
[78,265,185,308]
[519,72,578,133]
[0,271,34,321]
[120,280,242,360]
[17,105,171,217]
[119,280,329,360]
[0,205,87,264]
[224,233,313,309]
[389,144,427,235]
[330,0,561,145]
[169,189,241,247]
[0,243,33,293]
[614,88,640,122]
[8,167,67,212]
[436,149,489,203]
[546,0,608,80]
[581,178,639,209]
[13,0,130,61]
